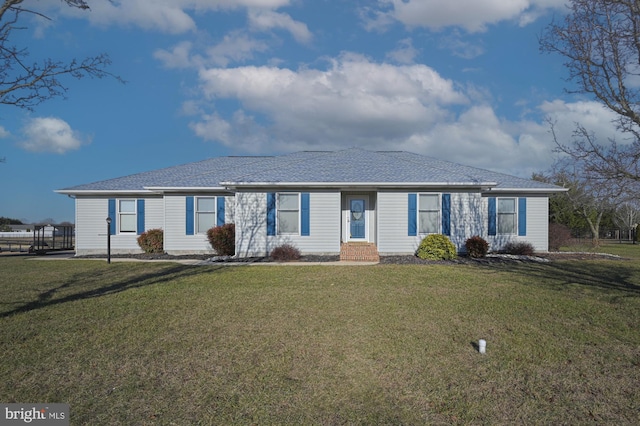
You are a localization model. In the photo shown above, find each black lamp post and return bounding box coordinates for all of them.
[106,217,112,264]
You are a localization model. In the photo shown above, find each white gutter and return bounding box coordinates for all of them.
[55,189,156,195]
[144,186,230,193]
[485,187,568,194]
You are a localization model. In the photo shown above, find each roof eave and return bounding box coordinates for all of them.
[221,181,499,189]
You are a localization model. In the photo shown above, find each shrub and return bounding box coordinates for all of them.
[465,235,489,258]
[416,234,457,260]
[207,223,235,256]
[137,228,164,253]
[270,244,301,261]
[548,222,572,251]
[503,241,535,256]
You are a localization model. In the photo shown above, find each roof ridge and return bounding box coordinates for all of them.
[154,155,273,186]
[222,149,338,182]
[382,151,488,184]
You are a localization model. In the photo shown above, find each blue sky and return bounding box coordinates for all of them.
[0,0,623,223]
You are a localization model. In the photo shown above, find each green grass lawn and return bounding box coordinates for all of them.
[1,253,639,425]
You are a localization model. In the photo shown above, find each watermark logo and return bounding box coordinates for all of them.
[1,404,68,426]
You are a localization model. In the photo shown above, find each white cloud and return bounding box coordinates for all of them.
[0,126,10,138]
[187,53,624,177]
[369,0,566,33]
[248,9,312,44]
[49,0,294,34]
[194,54,468,153]
[154,41,197,68]
[437,32,485,59]
[539,99,627,144]
[191,53,468,151]
[19,117,90,154]
[386,38,419,64]
[155,32,270,69]
[206,31,270,67]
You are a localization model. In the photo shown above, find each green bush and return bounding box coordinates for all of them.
[465,235,489,258]
[416,234,457,260]
[270,244,301,261]
[503,241,535,256]
[207,223,235,256]
[137,228,164,253]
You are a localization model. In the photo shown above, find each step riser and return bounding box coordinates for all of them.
[340,243,380,262]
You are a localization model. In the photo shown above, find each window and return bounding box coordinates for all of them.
[119,200,136,233]
[277,193,299,234]
[196,197,216,234]
[498,198,517,234]
[419,194,440,234]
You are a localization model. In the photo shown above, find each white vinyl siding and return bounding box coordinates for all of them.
[144,198,164,230]
[377,191,485,254]
[235,191,340,257]
[163,194,225,254]
[75,196,162,255]
[486,195,550,252]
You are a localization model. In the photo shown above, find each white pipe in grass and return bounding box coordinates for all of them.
[479,339,486,354]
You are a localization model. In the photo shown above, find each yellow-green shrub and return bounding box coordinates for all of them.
[416,234,457,260]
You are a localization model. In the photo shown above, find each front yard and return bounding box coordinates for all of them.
[1,247,639,424]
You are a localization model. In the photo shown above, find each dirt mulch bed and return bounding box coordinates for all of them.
[380,252,624,265]
[74,252,623,264]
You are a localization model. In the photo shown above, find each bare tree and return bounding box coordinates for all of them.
[614,200,640,232]
[544,122,622,247]
[540,0,640,187]
[552,167,618,247]
[0,0,122,111]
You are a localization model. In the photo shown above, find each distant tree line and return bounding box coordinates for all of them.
[0,216,23,225]
[0,216,23,232]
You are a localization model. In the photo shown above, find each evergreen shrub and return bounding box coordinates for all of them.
[548,222,572,251]
[465,235,489,258]
[270,244,301,261]
[416,234,457,260]
[137,228,164,253]
[207,223,235,256]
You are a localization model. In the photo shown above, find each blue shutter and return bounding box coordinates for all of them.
[108,199,116,235]
[217,197,225,226]
[301,193,310,236]
[488,197,497,236]
[442,193,451,236]
[518,197,527,236]
[267,193,276,236]
[137,199,145,235]
[186,196,194,235]
[408,193,417,236]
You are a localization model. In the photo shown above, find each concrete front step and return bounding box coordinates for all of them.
[340,242,380,262]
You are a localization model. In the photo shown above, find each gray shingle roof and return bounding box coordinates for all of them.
[57,148,563,193]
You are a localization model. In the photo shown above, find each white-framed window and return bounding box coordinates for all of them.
[118,199,137,233]
[498,198,517,234]
[277,193,299,234]
[196,197,216,234]
[418,193,440,234]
